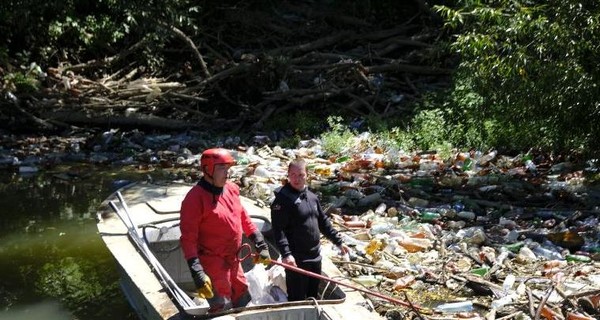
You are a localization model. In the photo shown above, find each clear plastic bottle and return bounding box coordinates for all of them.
[369,222,395,235]
[528,240,564,261]
[374,202,387,216]
[435,301,474,313]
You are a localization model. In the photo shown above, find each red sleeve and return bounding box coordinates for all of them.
[180,186,202,260]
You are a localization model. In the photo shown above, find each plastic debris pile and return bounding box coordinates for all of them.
[226,143,600,320]
[2,130,600,320]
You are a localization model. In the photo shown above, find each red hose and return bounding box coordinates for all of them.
[269,258,422,310]
[238,243,421,310]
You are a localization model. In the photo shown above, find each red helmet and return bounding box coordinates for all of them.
[201,148,235,175]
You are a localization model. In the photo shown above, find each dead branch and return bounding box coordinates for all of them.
[165,91,209,103]
[159,22,211,78]
[42,110,199,130]
[366,63,452,76]
[268,31,354,56]
[64,39,148,73]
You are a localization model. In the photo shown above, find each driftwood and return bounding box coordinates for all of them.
[4,1,455,132]
[43,110,199,130]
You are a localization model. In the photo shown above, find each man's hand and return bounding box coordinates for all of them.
[338,243,350,255]
[193,270,214,299]
[282,254,297,267]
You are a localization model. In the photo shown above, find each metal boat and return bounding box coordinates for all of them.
[96,181,383,320]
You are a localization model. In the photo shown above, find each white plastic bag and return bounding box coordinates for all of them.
[245,264,276,305]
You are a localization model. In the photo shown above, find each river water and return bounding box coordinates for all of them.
[0,166,153,320]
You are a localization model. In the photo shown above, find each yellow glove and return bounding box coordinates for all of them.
[188,258,214,299]
[197,276,214,299]
[249,231,271,266]
[254,248,271,265]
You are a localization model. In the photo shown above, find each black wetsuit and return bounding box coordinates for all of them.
[270,183,343,301]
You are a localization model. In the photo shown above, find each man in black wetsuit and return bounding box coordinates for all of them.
[270,157,350,301]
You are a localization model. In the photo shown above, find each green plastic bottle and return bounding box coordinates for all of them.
[470,267,489,276]
[420,211,441,222]
[503,242,525,253]
[565,254,592,263]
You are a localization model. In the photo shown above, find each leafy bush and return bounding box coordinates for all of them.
[410,109,448,151]
[434,0,600,154]
[320,116,356,156]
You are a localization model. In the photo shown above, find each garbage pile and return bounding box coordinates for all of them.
[226,143,600,320]
[2,130,599,320]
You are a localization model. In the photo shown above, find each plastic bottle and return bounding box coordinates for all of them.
[567,312,596,320]
[462,157,473,171]
[470,267,489,277]
[369,222,395,235]
[503,241,525,253]
[419,211,441,222]
[502,274,516,293]
[393,275,416,290]
[365,239,383,255]
[565,254,592,263]
[340,233,364,247]
[434,301,474,313]
[335,155,351,163]
[353,275,383,287]
[457,211,476,220]
[452,202,465,212]
[374,203,387,216]
[491,294,514,309]
[528,241,564,261]
[525,159,537,173]
[398,237,432,253]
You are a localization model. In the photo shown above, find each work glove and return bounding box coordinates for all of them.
[249,231,271,265]
[187,258,214,299]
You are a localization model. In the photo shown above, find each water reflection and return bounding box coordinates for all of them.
[0,167,151,320]
[0,300,71,320]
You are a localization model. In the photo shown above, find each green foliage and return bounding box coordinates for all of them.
[433,0,600,154]
[410,109,449,151]
[3,72,39,93]
[320,116,356,155]
[36,257,121,318]
[372,127,415,153]
[2,63,45,93]
[0,0,208,72]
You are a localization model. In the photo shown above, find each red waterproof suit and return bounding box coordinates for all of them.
[180,181,258,304]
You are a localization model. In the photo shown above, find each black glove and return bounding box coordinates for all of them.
[187,257,213,298]
[249,231,271,265]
